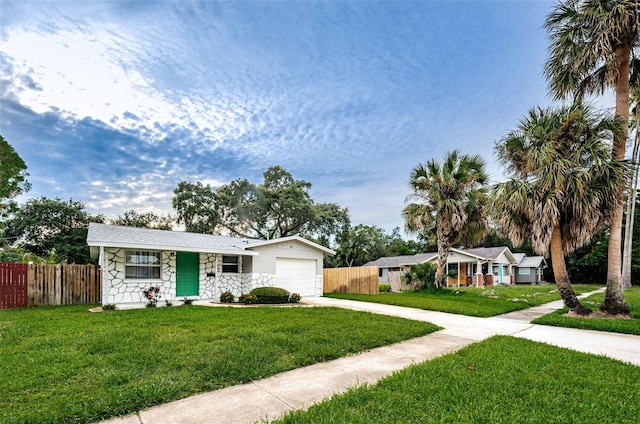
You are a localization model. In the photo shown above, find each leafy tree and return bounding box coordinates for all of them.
[0,135,30,217]
[480,228,536,257]
[333,224,393,267]
[544,0,638,314]
[565,228,610,284]
[491,104,629,315]
[172,181,219,234]
[172,166,349,240]
[111,209,174,230]
[3,197,104,264]
[403,150,488,288]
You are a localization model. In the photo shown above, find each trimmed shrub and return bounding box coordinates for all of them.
[250,286,290,304]
[379,283,391,293]
[219,291,235,303]
[238,293,258,304]
[289,293,302,303]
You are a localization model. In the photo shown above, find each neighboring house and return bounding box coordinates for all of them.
[87,223,334,306]
[365,246,520,287]
[512,253,547,284]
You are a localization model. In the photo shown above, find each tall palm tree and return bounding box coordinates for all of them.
[403,150,488,288]
[544,0,639,314]
[491,103,629,315]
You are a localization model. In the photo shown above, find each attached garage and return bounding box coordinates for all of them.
[275,258,317,296]
[249,236,334,297]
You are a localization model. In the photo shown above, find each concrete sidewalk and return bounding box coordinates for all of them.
[102,289,639,424]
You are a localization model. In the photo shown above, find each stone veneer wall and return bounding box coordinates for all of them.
[199,253,249,300]
[103,248,176,305]
[102,250,320,304]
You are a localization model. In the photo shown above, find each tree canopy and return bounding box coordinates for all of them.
[172,166,349,240]
[544,0,639,313]
[111,209,174,230]
[0,135,30,216]
[491,103,630,314]
[403,150,488,287]
[3,197,104,264]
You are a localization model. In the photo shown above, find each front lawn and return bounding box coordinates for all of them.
[326,284,600,317]
[532,287,640,335]
[0,305,438,423]
[275,336,640,424]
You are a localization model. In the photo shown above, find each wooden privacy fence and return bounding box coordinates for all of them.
[0,263,101,308]
[323,266,379,295]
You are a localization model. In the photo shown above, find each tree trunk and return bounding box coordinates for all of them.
[550,224,591,315]
[602,44,631,314]
[435,217,451,288]
[622,108,640,289]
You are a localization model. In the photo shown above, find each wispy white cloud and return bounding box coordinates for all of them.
[1,0,558,232]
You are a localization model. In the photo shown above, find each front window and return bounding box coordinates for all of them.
[518,268,531,275]
[222,255,239,273]
[125,250,161,279]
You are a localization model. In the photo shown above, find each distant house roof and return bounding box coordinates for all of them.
[512,253,526,264]
[364,252,436,268]
[462,246,517,263]
[86,223,335,258]
[517,256,547,268]
[365,246,520,269]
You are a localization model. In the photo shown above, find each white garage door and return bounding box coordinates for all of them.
[275,258,316,296]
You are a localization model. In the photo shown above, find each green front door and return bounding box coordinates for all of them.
[176,252,199,296]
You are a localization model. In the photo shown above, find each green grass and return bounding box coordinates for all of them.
[0,305,439,423]
[533,287,640,335]
[275,336,640,424]
[326,284,600,317]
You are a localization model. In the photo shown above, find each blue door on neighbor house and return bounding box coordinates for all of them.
[176,252,199,296]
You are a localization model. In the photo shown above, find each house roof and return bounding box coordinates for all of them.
[512,253,526,264]
[461,246,517,263]
[517,256,547,268]
[367,246,519,269]
[87,223,335,258]
[364,252,436,268]
[87,223,254,257]
[244,235,336,255]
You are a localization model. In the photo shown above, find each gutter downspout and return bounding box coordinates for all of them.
[100,245,106,305]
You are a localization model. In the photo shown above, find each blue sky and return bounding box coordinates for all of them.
[0,0,558,233]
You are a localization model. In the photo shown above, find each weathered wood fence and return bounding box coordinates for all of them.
[323,266,379,295]
[0,263,101,308]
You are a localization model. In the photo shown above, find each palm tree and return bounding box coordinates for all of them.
[544,0,639,314]
[403,150,488,288]
[491,103,629,315]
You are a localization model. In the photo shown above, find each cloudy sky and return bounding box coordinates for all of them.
[1,0,561,233]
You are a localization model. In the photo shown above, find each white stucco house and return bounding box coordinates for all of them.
[87,223,334,306]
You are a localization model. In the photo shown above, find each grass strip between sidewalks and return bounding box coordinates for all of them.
[532,287,640,335]
[275,335,640,424]
[327,284,600,317]
[0,305,438,423]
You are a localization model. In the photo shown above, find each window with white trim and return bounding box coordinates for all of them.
[518,268,531,275]
[222,255,239,273]
[125,250,161,279]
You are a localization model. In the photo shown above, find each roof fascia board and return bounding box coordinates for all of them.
[248,235,336,255]
[87,242,258,256]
